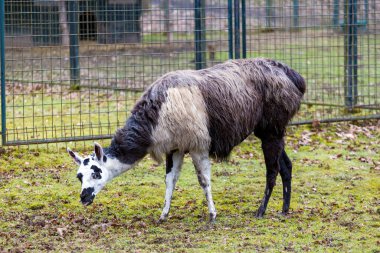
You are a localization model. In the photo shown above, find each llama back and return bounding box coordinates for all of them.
[115,58,305,163]
[188,58,305,159]
[147,61,265,161]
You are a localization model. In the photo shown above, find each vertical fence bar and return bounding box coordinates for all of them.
[234,0,240,59]
[194,0,206,70]
[266,0,272,28]
[164,0,172,43]
[200,0,206,66]
[364,0,368,30]
[352,0,358,106]
[344,0,358,109]
[0,0,6,144]
[241,0,246,58]
[293,0,299,28]
[228,0,233,59]
[68,0,80,86]
[333,0,339,27]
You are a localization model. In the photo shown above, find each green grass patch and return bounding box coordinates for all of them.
[0,121,379,251]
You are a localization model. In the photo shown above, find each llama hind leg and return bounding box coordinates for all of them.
[190,151,217,222]
[279,150,292,214]
[159,151,184,222]
[256,137,284,218]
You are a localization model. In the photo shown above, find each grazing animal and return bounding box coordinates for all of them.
[67,58,305,222]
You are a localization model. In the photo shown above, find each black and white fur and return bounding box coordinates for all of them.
[68,58,306,222]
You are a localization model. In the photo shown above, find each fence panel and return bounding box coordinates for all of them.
[1,0,230,145]
[244,0,379,123]
[0,0,379,146]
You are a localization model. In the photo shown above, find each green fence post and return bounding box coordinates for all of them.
[201,0,206,66]
[241,0,246,58]
[194,0,206,70]
[68,0,80,87]
[293,0,299,28]
[228,0,233,59]
[364,0,368,31]
[333,0,339,27]
[164,0,172,43]
[344,0,358,110]
[234,0,240,59]
[0,0,6,144]
[266,0,273,28]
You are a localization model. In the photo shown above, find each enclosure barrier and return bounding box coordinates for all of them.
[68,0,80,86]
[0,0,379,146]
[0,0,5,144]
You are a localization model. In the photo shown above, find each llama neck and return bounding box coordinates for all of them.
[103,134,144,180]
[104,156,134,180]
[106,115,152,165]
[102,106,155,179]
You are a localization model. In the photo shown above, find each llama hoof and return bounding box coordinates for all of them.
[157,215,168,223]
[255,213,264,218]
[281,209,290,216]
[157,218,166,224]
[255,209,265,218]
[209,212,217,223]
[282,206,290,215]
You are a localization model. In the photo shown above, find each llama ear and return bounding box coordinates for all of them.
[67,147,82,165]
[94,142,104,161]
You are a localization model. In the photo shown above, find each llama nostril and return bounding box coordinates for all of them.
[80,187,95,204]
[80,194,88,203]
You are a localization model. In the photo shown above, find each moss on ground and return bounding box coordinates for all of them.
[0,121,379,252]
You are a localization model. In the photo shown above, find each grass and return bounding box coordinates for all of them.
[0,121,379,252]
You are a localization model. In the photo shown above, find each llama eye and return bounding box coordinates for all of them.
[91,172,102,180]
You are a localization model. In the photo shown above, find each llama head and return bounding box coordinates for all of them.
[67,142,111,206]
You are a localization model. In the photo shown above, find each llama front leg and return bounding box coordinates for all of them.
[159,151,184,222]
[256,137,284,218]
[191,152,217,222]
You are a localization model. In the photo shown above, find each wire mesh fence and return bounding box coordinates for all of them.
[0,0,379,146]
[244,0,380,124]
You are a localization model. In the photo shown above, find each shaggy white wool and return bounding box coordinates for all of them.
[150,85,211,162]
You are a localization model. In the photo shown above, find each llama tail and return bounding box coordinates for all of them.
[283,66,306,95]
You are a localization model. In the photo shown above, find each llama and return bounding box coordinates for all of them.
[67,58,306,222]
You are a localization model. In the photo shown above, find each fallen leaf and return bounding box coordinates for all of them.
[57,227,66,237]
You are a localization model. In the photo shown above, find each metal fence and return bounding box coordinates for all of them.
[0,0,379,146]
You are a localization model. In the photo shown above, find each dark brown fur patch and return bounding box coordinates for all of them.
[106,86,166,164]
[196,58,305,159]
